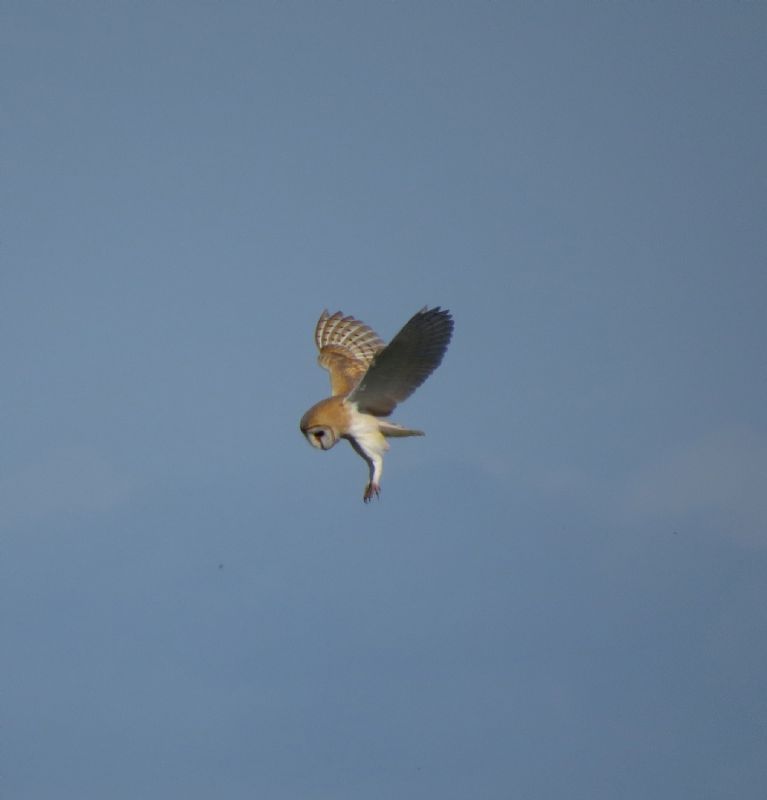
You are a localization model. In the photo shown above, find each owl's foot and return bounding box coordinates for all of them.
[363,482,380,503]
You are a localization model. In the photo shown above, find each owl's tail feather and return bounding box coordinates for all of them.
[379,421,425,438]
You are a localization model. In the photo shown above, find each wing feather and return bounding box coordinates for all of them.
[314,310,385,396]
[348,307,453,416]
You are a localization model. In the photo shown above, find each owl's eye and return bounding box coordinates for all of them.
[305,426,335,450]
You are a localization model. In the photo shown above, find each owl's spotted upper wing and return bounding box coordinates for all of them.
[348,307,453,416]
[315,310,386,396]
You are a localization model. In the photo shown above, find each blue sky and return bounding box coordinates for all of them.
[3,2,766,798]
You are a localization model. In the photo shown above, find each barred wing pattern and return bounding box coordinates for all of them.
[315,310,386,396]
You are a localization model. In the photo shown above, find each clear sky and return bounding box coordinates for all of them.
[3,2,766,798]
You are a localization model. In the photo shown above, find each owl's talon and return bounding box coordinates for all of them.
[363,483,380,503]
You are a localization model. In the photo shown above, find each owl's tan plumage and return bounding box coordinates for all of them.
[314,311,385,396]
[300,306,454,502]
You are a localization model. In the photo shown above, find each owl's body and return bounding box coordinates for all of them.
[300,307,453,502]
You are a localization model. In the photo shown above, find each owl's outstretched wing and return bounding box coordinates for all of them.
[315,310,386,396]
[348,307,453,416]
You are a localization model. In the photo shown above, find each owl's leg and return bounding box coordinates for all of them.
[349,435,385,503]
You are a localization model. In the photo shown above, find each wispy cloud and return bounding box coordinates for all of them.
[620,426,767,547]
[0,446,132,526]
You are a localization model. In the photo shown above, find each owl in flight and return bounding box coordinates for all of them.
[300,307,454,502]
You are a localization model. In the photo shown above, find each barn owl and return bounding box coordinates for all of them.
[300,307,454,502]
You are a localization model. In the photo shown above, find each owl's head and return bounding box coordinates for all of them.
[300,398,345,451]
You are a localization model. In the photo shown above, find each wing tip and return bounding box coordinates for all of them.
[416,305,454,345]
[417,305,453,322]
